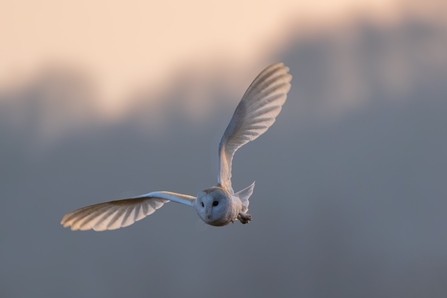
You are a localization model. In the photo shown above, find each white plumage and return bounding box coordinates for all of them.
[61,63,292,231]
[218,63,291,190]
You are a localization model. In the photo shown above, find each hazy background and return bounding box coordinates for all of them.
[1,1,447,297]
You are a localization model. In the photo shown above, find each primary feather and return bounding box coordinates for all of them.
[218,63,292,190]
[61,191,195,231]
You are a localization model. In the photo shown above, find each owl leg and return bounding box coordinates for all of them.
[237,212,252,224]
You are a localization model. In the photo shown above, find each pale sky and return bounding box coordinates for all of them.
[0,0,409,115]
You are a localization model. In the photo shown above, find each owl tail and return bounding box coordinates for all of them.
[236,181,255,213]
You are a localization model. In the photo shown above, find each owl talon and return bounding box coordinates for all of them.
[238,212,252,224]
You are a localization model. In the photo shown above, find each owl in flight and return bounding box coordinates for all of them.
[61,63,292,231]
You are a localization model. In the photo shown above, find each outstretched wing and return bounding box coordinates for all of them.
[61,191,196,231]
[218,63,292,190]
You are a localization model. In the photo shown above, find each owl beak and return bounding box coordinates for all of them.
[205,208,212,219]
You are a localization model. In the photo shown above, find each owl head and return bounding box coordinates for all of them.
[195,187,231,226]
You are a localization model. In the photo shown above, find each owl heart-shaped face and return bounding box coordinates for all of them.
[196,187,232,226]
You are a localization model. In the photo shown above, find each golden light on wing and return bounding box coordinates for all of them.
[218,63,292,188]
[61,197,168,231]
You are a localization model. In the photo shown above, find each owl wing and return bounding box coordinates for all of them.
[61,191,196,231]
[218,63,292,190]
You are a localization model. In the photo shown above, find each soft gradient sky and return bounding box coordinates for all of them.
[0,0,421,117]
[1,2,447,297]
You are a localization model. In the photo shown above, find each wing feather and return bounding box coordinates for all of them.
[61,191,195,231]
[218,63,292,189]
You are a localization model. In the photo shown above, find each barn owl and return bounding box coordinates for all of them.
[61,63,292,231]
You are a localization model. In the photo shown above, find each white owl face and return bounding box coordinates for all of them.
[195,188,231,226]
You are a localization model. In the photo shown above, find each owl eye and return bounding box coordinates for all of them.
[212,201,219,207]
[201,202,204,207]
